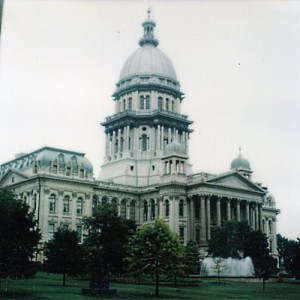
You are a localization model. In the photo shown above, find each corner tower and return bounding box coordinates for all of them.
[99,10,193,186]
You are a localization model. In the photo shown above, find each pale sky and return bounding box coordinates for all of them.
[0,0,299,240]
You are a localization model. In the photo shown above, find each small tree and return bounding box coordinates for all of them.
[184,240,200,274]
[44,228,86,286]
[126,218,184,297]
[211,257,228,284]
[0,188,41,284]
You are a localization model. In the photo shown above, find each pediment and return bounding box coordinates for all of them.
[0,169,29,187]
[207,172,263,193]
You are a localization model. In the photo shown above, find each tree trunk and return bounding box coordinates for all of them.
[155,274,159,297]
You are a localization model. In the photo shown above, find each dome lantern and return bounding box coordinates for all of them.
[139,8,159,47]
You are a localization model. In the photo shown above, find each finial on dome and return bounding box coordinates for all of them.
[147,6,152,19]
[139,8,159,47]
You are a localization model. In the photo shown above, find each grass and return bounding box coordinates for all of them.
[0,273,299,299]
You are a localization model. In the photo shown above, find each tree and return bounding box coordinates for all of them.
[290,238,300,279]
[126,218,184,297]
[44,228,86,286]
[0,188,41,282]
[208,221,252,258]
[245,230,277,291]
[277,234,299,274]
[184,240,200,274]
[211,257,228,284]
[83,203,136,289]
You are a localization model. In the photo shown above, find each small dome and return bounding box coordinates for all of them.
[164,142,186,155]
[230,148,251,170]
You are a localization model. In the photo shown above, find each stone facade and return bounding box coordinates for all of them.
[0,12,279,257]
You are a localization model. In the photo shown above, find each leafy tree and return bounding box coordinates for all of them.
[290,238,300,279]
[277,234,299,274]
[126,218,184,297]
[184,240,200,274]
[0,188,41,282]
[208,221,251,258]
[83,204,136,289]
[245,230,277,291]
[44,228,86,286]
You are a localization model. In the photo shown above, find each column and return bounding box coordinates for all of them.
[200,195,206,244]
[124,126,127,151]
[259,204,263,231]
[112,131,116,155]
[216,197,221,227]
[118,128,121,154]
[236,200,241,222]
[190,198,195,240]
[157,125,161,151]
[226,198,231,221]
[161,126,164,150]
[245,201,250,225]
[168,128,172,143]
[206,196,211,240]
[255,204,259,230]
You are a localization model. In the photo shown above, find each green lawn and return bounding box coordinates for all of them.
[0,273,299,299]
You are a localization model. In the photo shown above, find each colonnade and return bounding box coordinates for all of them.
[189,195,263,245]
[104,125,190,159]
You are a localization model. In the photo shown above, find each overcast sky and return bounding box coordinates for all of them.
[0,0,299,240]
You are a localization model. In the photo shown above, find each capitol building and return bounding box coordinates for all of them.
[0,12,279,256]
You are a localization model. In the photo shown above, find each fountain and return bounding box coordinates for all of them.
[200,256,254,277]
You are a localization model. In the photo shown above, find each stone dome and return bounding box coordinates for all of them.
[113,10,182,99]
[230,148,251,170]
[119,45,177,82]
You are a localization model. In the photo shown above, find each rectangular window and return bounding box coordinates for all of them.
[146,96,150,109]
[48,224,55,240]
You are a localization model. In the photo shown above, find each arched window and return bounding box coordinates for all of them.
[92,196,98,215]
[63,195,70,214]
[143,200,148,221]
[179,199,184,217]
[71,156,78,169]
[130,200,136,220]
[146,95,150,109]
[77,197,83,215]
[121,199,126,218]
[49,194,56,213]
[166,98,169,111]
[128,97,132,110]
[158,97,163,110]
[268,220,272,234]
[165,200,170,217]
[111,198,118,206]
[150,199,155,220]
[140,95,150,109]
[123,99,126,110]
[141,134,148,151]
[195,200,200,219]
[172,100,175,112]
[102,196,108,205]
